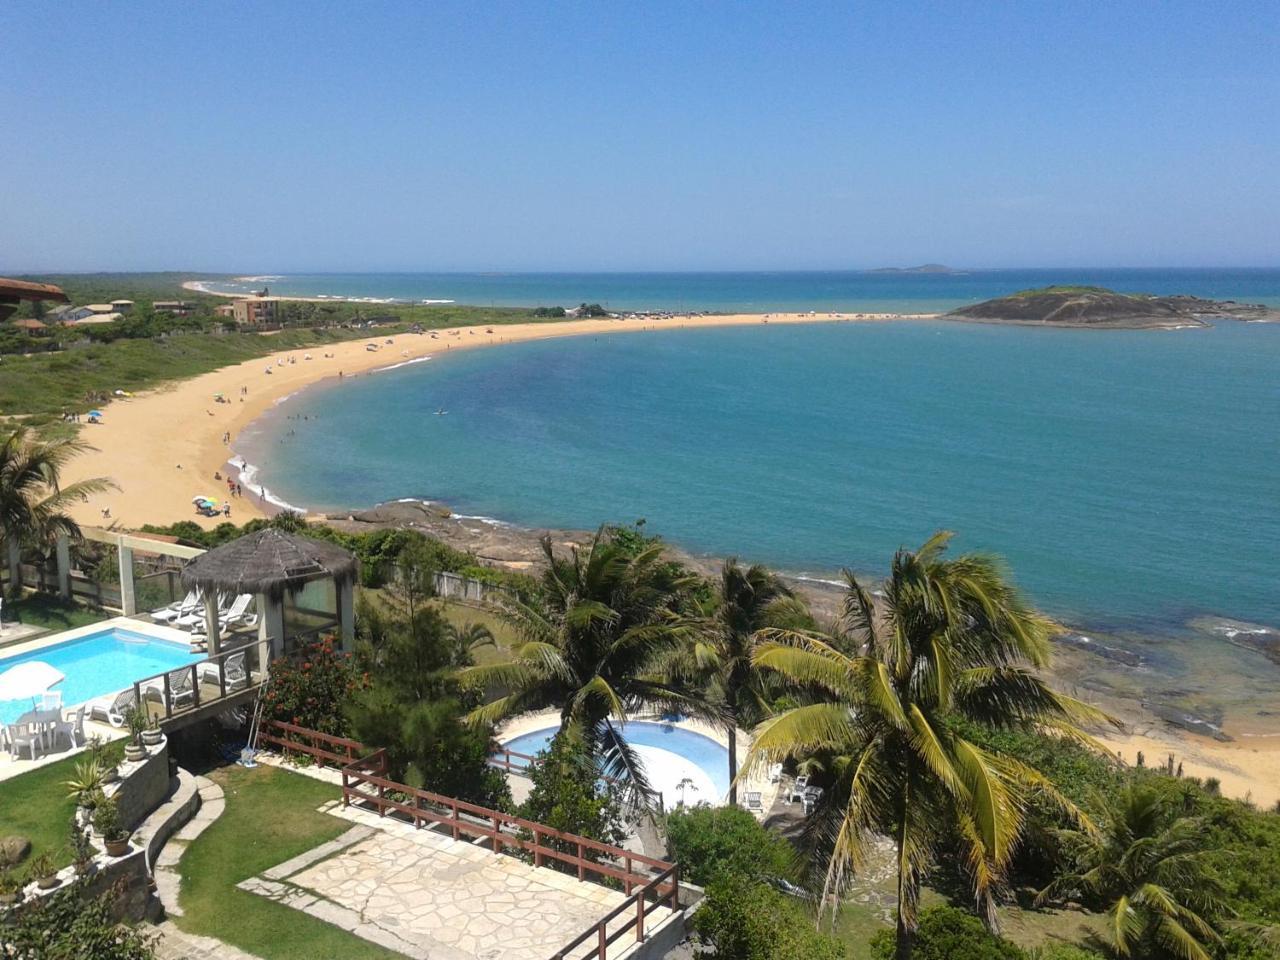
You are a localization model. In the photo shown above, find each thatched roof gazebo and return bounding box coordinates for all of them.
[180,529,358,656]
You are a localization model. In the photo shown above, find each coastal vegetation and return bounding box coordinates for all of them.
[947,286,1279,328]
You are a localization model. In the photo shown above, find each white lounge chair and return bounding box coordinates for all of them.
[767,762,784,783]
[745,791,764,814]
[150,589,201,623]
[197,650,248,692]
[40,690,63,711]
[142,667,195,710]
[189,594,256,636]
[87,688,137,727]
[173,592,230,629]
[787,775,810,804]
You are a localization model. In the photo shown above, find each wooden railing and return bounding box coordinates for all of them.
[258,719,364,767]
[490,745,664,814]
[342,748,678,904]
[552,862,681,960]
[132,639,268,721]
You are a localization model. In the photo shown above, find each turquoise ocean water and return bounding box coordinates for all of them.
[235,270,1280,731]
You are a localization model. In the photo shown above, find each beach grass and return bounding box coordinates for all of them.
[175,763,404,959]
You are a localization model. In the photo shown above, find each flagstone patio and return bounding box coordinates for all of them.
[238,800,678,960]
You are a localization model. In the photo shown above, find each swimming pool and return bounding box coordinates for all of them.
[501,721,732,806]
[0,626,201,724]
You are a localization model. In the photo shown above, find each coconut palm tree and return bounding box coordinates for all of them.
[1037,784,1229,960]
[461,527,718,800]
[0,428,113,592]
[744,531,1113,960]
[679,558,808,806]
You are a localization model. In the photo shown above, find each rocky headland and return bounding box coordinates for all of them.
[948,285,1280,329]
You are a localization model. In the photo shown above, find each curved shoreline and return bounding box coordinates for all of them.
[61,310,907,533]
[57,310,1280,807]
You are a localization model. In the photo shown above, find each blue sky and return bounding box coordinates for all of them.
[2,1,1277,272]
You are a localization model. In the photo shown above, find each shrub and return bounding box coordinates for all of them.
[869,907,1026,960]
[665,804,796,887]
[263,636,366,738]
[0,878,157,958]
[1027,946,1107,960]
[691,877,845,960]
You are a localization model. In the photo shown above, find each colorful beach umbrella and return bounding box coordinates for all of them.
[88,410,103,417]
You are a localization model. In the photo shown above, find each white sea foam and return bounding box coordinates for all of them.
[791,574,846,588]
[229,458,308,515]
[374,356,433,373]
[452,513,512,528]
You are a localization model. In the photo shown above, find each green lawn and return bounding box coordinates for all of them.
[4,594,109,633]
[0,742,123,869]
[432,599,518,665]
[175,764,404,960]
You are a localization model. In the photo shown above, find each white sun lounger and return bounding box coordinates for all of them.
[172,592,231,628]
[87,687,137,727]
[197,650,249,691]
[190,594,257,635]
[150,589,201,623]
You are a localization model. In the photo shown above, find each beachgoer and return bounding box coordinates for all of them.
[236,482,242,497]
[101,507,111,519]
[214,471,222,481]
[223,503,231,518]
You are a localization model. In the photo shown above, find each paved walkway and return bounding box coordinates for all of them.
[153,922,265,960]
[239,800,676,960]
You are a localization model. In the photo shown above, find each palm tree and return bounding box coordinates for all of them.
[0,428,113,592]
[461,527,717,799]
[680,558,807,806]
[1037,784,1229,960]
[744,531,1113,960]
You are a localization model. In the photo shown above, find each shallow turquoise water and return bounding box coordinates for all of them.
[242,319,1279,637]
[0,628,200,723]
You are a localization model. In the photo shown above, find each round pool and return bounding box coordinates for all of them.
[501,721,731,806]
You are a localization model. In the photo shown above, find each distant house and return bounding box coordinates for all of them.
[214,303,236,318]
[111,299,134,314]
[84,303,117,316]
[10,317,49,335]
[70,312,123,325]
[153,300,195,315]
[232,297,279,325]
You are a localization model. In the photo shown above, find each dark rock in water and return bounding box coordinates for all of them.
[1054,632,1143,667]
[947,286,1280,329]
[1143,702,1233,742]
[0,835,31,866]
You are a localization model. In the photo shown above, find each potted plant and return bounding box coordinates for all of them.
[29,853,59,890]
[64,756,105,812]
[141,713,164,747]
[69,820,95,876]
[0,870,21,907]
[122,707,147,762]
[92,798,130,858]
[87,735,119,784]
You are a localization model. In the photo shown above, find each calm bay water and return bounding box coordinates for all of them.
[242,320,1280,631]
[202,268,1280,313]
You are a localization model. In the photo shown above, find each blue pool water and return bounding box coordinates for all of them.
[502,721,731,799]
[0,627,201,724]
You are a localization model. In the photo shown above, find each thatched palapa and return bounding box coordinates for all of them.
[180,528,357,601]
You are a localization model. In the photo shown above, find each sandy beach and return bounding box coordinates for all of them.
[61,310,915,531]
[56,308,1280,808]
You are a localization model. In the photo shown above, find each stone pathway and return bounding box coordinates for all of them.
[151,773,225,917]
[153,921,265,960]
[239,800,677,960]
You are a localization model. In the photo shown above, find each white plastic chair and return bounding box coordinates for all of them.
[6,720,41,760]
[151,589,201,623]
[197,650,248,692]
[54,704,86,749]
[40,690,62,711]
[787,774,810,804]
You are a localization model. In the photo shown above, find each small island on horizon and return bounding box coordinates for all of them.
[947,285,1280,329]
[866,263,966,275]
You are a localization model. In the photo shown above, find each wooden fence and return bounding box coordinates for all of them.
[257,719,365,767]
[256,722,683,960]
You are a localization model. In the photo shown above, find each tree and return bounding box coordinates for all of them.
[679,559,808,805]
[869,907,1026,960]
[462,527,716,801]
[347,603,508,807]
[0,428,114,592]
[665,803,796,887]
[744,532,1113,960]
[1037,784,1230,960]
[692,876,847,960]
[516,731,626,867]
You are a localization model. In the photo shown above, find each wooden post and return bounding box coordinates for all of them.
[636,893,645,941]
[55,534,71,600]
[117,542,136,615]
[203,597,221,657]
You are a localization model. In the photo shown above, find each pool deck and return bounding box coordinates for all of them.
[0,616,193,784]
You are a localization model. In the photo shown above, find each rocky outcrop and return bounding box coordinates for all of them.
[948,286,1280,329]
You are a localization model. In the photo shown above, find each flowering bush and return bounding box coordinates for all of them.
[262,636,367,737]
